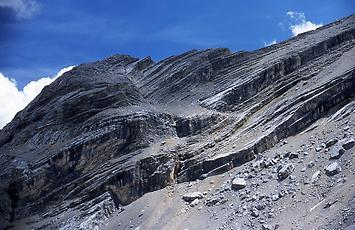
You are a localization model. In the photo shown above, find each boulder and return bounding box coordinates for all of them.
[190,198,200,207]
[342,138,355,150]
[271,194,280,201]
[262,224,276,230]
[310,170,321,184]
[329,146,345,159]
[307,161,315,168]
[325,162,341,176]
[277,164,294,180]
[255,203,266,210]
[205,197,219,207]
[182,192,203,202]
[250,208,259,217]
[325,138,338,148]
[289,152,299,159]
[231,178,246,190]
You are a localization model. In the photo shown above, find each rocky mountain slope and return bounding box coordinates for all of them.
[1,14,355,230]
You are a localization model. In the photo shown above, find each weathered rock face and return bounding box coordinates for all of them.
[231,177,246,190]
[0,14,355,230]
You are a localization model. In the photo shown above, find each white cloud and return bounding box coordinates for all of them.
[286,11,322,36]
[290,21,322,36]
[0,0,41,19]
[264,39,277,47]
[0,66,75,129]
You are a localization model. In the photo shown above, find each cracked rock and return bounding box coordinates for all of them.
[277,163,294,181]
[329,146,345,159]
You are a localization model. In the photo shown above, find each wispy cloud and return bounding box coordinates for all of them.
[286,11,322,36]
[0,66,74,129]
[263,39,277,47]
[0,0,41,19]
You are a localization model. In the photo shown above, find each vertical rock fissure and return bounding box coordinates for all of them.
[6,183,18,223]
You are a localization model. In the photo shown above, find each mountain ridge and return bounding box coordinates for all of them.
[1,14,355,230]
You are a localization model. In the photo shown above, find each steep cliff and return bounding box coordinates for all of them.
[1,14,355,230]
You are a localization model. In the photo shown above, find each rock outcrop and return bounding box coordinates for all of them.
[0,14,355,230]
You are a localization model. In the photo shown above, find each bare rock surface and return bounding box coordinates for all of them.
[277,163,294,180]
[325,162,342,176]
[0,14,355,230]
[231,178,246,190]
[343,138,355,150]
[182,192,204,202]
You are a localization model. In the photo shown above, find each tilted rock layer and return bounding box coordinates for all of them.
[1,14,355,230]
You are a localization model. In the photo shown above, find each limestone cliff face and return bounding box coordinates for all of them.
[0,14,355,230]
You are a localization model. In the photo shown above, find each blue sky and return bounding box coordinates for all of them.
[0,0,354,89]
